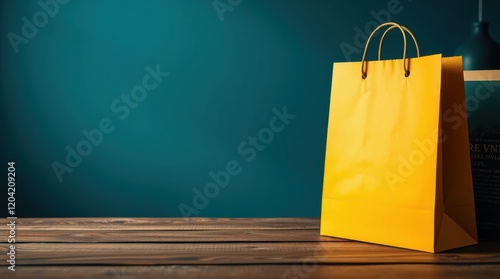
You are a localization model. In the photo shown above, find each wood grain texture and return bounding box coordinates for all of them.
[0,218,319,231]
[1,242,500,265]
[12,229,344,243]
[1,265,500,279]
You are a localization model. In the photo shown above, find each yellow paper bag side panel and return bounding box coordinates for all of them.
[435,208,478,252]
[438,56,478,244]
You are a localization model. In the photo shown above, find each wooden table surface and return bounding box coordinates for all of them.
[1,218,500,278]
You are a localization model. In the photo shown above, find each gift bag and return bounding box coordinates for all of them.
[320,22,478,253]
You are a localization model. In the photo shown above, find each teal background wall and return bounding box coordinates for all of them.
[2,0,500,217]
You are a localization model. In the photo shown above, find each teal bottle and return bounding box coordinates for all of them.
[455,21,500,70]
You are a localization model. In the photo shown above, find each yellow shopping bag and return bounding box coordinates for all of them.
[320,22,477,252]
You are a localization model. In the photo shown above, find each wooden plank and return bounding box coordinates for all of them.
[12,230,345,243]
[2,264,500,279]
[1,242,500,265]
[0,218,320,231]
[464,70,500,81]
